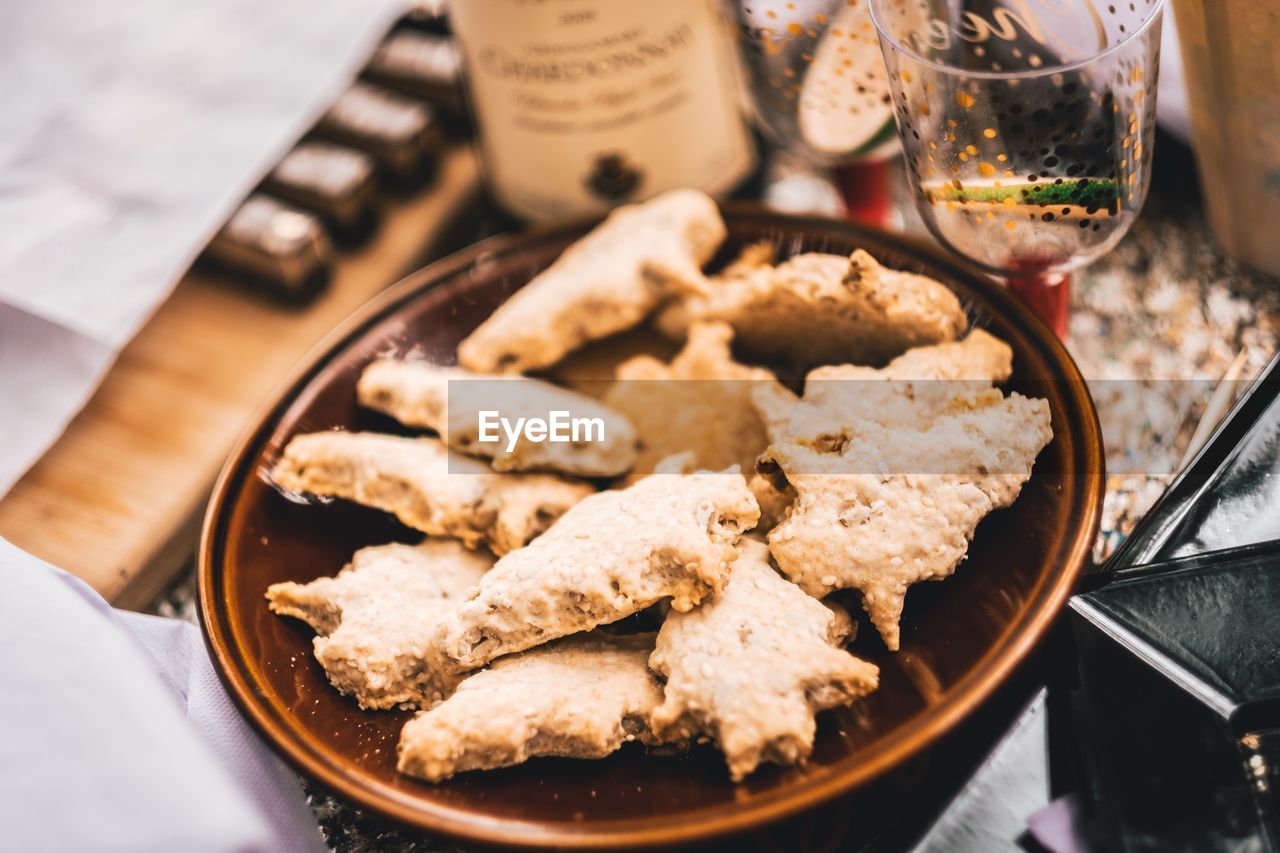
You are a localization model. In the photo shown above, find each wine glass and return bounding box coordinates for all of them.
[738,0,899,166]
[736,0,904,225]
[867,0,1165,337]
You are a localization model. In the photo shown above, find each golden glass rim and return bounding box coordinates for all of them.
[867,0,1167,81]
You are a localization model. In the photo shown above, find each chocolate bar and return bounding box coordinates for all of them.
[363,31,466,126]
[262,142,378,242]
[314,82,442,187]
[400,0,449,34]
[203,194,332,301]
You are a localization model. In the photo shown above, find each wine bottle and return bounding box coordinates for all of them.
[450,0,758,222]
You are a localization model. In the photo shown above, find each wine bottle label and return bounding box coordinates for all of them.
[451,0,756,221]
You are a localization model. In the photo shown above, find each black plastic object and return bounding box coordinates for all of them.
[1067,345,1280,850]
[1106,346,1280,571]
[1070,542,1280,852]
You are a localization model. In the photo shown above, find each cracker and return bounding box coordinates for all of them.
[680,239,774,295]
[357,359,638,477]
[807,327,1013,383]
[266,540,492,710]
[754,329,1014,449]
[649,540,878,780]
[457,189,726,374]
[748,471,796,531]
[271,432,593,555]
[434,467,760,671]
[397,633,665,781]
[604,322,780,482]
[763,388,1052,650]
[657,249,967,367]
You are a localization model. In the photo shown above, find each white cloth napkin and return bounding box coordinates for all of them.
[913,691,1050,853]
[0,0,405,496]
[0,536,328,853]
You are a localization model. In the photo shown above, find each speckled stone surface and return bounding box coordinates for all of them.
[151,136,1280,851]
[1070,137,1280,562]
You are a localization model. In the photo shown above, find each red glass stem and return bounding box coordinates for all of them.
[1007,270,1070,339]
[835,160,892,228]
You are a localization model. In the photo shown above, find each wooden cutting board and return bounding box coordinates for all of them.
[0,145,483,609]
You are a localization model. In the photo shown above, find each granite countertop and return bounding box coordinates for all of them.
[151,133,1280,852]
[1069,136,1280,562]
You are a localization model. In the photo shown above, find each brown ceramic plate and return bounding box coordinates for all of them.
[199,207,1103,849]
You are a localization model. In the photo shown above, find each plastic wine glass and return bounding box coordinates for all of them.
[867,0,1165,337]
[736,0,904,225]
